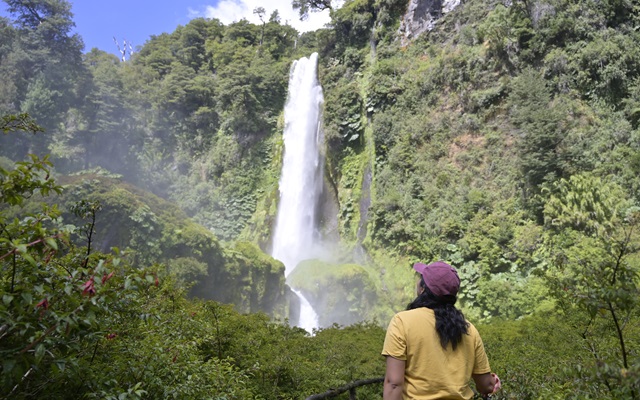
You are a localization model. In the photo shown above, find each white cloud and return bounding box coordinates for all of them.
[191,0,338,33]
[187,7,201,19]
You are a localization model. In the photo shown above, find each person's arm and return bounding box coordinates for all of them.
[472,372,497,395]
[383,356,405,400]
[471,326,500,396]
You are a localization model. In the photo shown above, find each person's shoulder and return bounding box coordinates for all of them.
[395,307,434,320]
[465,320,482,336]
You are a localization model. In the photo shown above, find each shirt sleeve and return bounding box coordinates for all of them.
[472,327,491,375]
[381,313,407,360]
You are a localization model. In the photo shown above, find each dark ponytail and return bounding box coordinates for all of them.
[407,277,469,351]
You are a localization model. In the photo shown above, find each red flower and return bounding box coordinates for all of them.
[154,274,159,287]
[36,298,49,309]
[82,277,96,296]
[101,271,114,285]
[107,333,117,340]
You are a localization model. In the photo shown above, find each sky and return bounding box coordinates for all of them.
[0,0,337,56]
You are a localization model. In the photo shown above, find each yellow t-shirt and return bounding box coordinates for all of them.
[381,308,491,400]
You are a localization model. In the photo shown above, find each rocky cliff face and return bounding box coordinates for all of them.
[398,0,461,45]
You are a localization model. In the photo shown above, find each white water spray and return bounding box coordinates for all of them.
[271,53,324,331]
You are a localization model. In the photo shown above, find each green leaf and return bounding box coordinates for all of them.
[54,359,66,372]
[21,292,33,305]
[34,343,45,364]
[3,294,14,305]
[45,237,58,250]
[22,253,37,266]
[2,359,15,373]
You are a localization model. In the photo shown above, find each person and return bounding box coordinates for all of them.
[382,261,501,399]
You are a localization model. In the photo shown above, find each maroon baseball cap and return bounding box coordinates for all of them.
[413,261,460,297]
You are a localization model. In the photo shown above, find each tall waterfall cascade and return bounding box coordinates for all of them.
[271,53,324,332]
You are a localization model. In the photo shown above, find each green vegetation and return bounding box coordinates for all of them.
[7,164,291,319]
[0,126,385,399]
[0,1,303,241]
[289,260,377,326]
[1,0,640,397]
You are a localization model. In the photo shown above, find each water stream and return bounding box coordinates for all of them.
[271,53,324,331]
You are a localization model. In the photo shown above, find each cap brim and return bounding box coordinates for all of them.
[413,262,428,274]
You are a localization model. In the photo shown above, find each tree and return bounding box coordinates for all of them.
[508,68,567,215]
[3,0,84,73]
[292,0,332,21]
[0,0,85,158]
[253,7,266,46]
[1,125,93,396]
[80,49,141,174]
[0,115,191,398]
[543,173,640,398]
[0,17,18,114]
[176,18,208,71]
[269,9,281,23]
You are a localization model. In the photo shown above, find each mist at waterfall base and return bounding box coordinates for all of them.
[271,53,328,333]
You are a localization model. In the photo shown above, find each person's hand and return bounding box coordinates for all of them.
[491,373,501,394]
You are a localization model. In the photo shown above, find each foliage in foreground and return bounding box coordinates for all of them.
[0,127,386,399]
[1,0,640,396]
[1,135,639,399]
[481,315,640,400]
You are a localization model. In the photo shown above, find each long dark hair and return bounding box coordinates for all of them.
[407,277,469,351]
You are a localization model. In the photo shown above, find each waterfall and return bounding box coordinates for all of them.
[271,53,324,331]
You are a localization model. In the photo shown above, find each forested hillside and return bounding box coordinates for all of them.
[1,0,640,398]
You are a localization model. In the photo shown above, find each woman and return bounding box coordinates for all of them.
[382,261,500,399]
